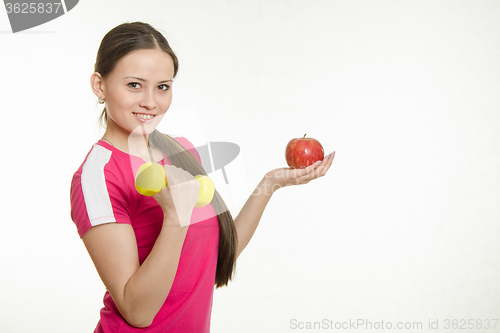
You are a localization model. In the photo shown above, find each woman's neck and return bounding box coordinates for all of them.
[102,133,165,162]
[101,118,165,162]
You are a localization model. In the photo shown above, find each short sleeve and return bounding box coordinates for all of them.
[70,145,131,238]
[174,137,202,164]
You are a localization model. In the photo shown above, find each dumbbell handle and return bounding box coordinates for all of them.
[135,162,214,208]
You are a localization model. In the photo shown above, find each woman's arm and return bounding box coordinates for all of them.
[82,165,201,328]
[82,220,187,328]
[234,152,335,258]
[234,177,274,258]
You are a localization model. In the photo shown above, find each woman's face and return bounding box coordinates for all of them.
[102,48,175,137]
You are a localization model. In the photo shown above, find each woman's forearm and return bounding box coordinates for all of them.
[234,176,275,258]
[121,221,188,328]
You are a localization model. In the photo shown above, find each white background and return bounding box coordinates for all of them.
[1,1,499,332]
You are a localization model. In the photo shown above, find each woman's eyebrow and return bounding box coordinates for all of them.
[123,76,173,83]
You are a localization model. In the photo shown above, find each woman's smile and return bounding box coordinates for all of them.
[133,112,156,122]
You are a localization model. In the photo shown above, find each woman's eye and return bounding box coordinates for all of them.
[128,82,140,88]
[158,84,170,91]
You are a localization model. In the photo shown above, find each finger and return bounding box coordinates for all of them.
[296,162,323,182]
[325,151,335,169]
[316,152,334,177]
[318,152,335,175]
[305,152,335,179]
[317,152,334,167]
[297,159,322,176]
[163,165,193,185]
[163,165,176,185]
[294,153,334,182]
[320,151,334,167]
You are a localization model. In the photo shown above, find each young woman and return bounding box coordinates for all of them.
[70,21,335,333]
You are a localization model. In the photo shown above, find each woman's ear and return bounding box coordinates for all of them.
[90,72,106,100]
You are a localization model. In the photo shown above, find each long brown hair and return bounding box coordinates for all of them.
[94,21,237,288]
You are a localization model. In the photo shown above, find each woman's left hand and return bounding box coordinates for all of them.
[263,151,336,194]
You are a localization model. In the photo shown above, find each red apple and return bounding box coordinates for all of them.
[285,134,324,169]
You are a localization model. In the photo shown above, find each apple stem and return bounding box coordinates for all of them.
[303,134,307,139]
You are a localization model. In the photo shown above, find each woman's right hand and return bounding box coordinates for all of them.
[152,165,200,227]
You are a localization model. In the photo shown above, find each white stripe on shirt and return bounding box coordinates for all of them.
[81,145,116,226]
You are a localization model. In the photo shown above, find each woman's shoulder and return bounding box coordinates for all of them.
[72,140,132,182]
[171,135,202,164]
[172,135,194,148]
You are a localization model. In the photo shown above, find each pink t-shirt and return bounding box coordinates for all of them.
[70,138,219,333]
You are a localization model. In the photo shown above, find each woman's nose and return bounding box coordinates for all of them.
[139,90,156,109]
